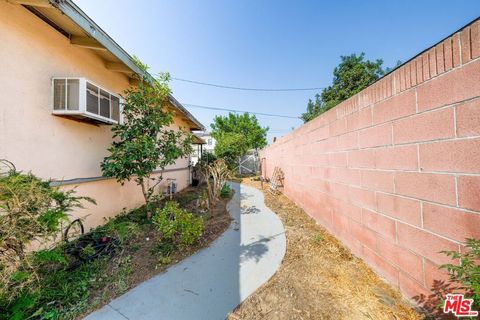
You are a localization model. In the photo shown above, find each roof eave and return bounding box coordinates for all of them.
[50,0,150,80]
[49,0,204,131]
[168,95,205,131]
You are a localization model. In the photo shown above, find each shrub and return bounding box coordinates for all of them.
[0,163,94,303]
[152,201,204,247]
[440,238,480,312]
[202,159,231,208]
[220,183,231,198]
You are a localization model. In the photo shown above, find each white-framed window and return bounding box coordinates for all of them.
[207,139,212,145]
[52,77,123,125]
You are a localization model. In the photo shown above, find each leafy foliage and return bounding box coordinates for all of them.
[1,250,115,320]
[0,203,145,319]
[153,201,204,247]
[197,151,217,167]
[210,113,268,168]
[213,133,247,169]
[220,183,231,198]
[0,177,215,319]
[440,238,480,311]
[101,60,192,213]
[302,53,385,122]
[0,164,94,302]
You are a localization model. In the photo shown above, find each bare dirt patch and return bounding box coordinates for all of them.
[228,178,423,320]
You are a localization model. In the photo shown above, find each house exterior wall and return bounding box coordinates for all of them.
[263,20,480,301]
[0,2,192,230]
[191,133,215,164]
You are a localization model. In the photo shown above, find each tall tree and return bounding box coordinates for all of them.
[101,58,192,216]
[210,113,268,168]
[302,53,385,122]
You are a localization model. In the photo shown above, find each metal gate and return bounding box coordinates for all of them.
[238,150,260,175]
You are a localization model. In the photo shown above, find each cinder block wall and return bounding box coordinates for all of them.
[263,19,480,300]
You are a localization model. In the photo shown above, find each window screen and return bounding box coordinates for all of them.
[67,79,79,110]
[111,96,120,122]
[86,82,99,114]
[53,79,66,110]
[99,89,110,118]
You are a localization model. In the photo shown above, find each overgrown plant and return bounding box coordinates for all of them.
[1,202,145,319]
[202,159,231,208]
[0,160,94,304]
[440,238,480,312]
[101,58,192,218]
[152,201,204,247]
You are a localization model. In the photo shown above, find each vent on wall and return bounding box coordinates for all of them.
[52,77,122,124]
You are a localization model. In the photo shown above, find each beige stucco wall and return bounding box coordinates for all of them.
[0,2,192,230]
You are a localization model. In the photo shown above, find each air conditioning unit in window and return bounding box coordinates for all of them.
[52,77,123,125]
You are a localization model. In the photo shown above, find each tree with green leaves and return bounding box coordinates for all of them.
[101,59,192,216]
[210,113,268,168]
[302,53,385,122]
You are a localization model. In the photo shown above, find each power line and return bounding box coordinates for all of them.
[172,77,324,91]
[182,103,301,119]
[150,73,324,92]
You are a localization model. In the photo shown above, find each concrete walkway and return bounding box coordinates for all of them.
[85,182,286,320]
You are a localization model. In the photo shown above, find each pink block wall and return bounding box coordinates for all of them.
[263,20,480,300]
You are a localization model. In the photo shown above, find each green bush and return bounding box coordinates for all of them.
[441,238,480,312]
[152,201,204,246]
[220,183,231,198]
[0,164,94,307]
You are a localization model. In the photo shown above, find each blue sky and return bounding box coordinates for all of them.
[76,0,479,141]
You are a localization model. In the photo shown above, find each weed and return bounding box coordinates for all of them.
[79,244,96,260]
[111,255,133,294]
[440,238,480,312]
[311,233,323,244]
[154,240,176,257]
[158,256,172,265]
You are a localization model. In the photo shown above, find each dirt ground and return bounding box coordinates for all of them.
[228,178,424,320]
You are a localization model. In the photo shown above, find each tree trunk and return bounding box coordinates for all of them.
[140,179,153,220]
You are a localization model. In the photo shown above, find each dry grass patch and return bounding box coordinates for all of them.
[229,178,423,320]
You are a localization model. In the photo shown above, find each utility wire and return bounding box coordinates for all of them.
[172,77,324,91]
[149,73,323,92]
[182,103,301,119]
